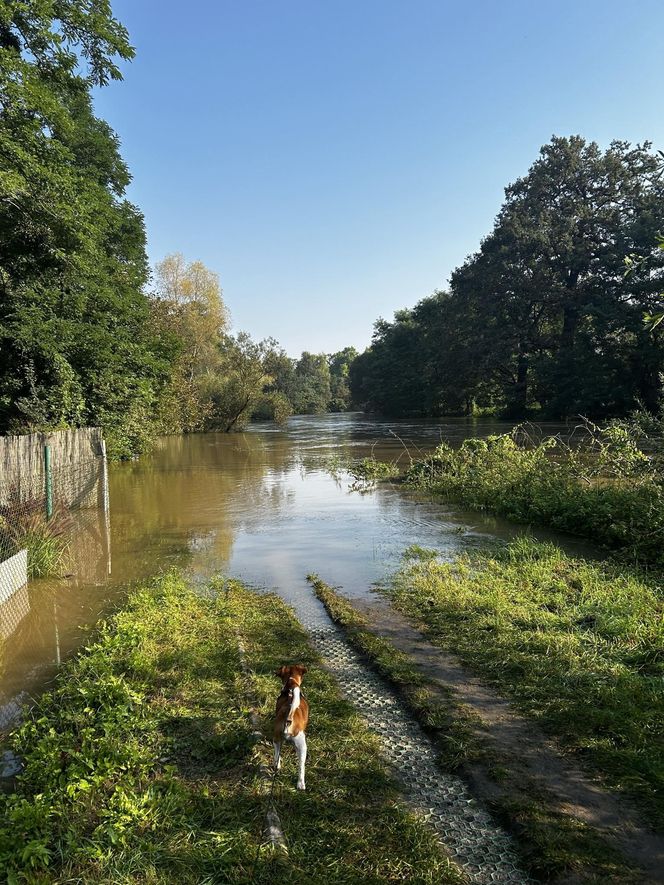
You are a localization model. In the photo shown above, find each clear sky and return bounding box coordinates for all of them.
[93,0,664,357]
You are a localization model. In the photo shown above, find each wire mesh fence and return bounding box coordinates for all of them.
[0,431,110,654]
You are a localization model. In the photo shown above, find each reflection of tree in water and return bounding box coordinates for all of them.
[109,433,297,577]
[0,580,104,731]
[0,456,116,732]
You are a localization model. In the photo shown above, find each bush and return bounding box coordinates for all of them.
[405,422,664,564]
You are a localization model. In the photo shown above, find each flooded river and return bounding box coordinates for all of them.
[1,413,576,730]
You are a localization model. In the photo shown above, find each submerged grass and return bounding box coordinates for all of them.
[308,575,643,883]
[0,571,463,884]
[386,537,664,831]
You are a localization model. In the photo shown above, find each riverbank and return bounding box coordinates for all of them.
[403,428,664,565]
[310,570,663,882]
[0,572,463,884]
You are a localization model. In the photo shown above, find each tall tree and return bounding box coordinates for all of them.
[354,136,664,420]
[457,136,664,417]
[328,346,358,411]
[291,352,331,414]
[151,254,228,432]
[0,1,171,456]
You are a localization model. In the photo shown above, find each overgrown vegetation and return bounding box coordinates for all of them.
[385,538,664,830]
[0,499,70,578]
[0,571,463,883]
[405,421,664,565]
[309,575,642,883]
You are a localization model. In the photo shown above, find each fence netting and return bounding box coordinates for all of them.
[0,451,111,691]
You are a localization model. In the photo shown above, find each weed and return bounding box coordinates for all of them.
[0,498,70,578]
[404,423,664,565]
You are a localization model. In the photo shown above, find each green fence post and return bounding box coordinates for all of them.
[44,444,53,520]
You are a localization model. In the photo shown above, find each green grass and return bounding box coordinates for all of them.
[404,430,664,565]
[308,575,643,883]
[0,509,70,579]
[0,572,464,884]
[307,574,485,771]
[385,537,664,831]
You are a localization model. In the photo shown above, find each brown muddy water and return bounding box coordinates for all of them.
[0,413,581,732]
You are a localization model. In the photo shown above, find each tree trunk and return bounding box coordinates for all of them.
[514,350,528,414]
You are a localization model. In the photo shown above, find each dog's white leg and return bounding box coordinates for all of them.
[293,731,307,790]
[273,740,282,771]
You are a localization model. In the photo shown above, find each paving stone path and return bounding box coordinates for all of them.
[293,592,531,885]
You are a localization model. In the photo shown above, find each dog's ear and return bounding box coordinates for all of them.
[275,666,288,678]
[294,665,307,676]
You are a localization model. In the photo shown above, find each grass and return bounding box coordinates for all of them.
[308,574,644,883]
[0,501,70,579]
[307,573,485,771]
[384,537,664,831]
[0,571,464,884]
[404,428,664,566]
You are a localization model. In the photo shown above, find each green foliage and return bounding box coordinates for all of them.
[291,351,331,414]
[0,571,462,883]
[386,538,664,830]
[0,499,70,578]
[250,345,358,421]
[351,137,664,420]
[0,2,175,457]
[328,346,358,412]
[406,422,664,564]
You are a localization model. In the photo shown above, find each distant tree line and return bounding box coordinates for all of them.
[0,3,355,457]
[350,137,664,419]
[151,254,358,437]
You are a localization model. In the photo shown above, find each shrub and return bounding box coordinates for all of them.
[405,422,664,564]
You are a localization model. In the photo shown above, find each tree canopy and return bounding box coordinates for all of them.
[0,0,172,456]
[351,136,664,420]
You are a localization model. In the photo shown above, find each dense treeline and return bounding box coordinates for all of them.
[350,137,664,419]
[0,4,354,457]
[0,2,174,457]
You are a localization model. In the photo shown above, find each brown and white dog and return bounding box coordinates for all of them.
[273,664,309,790]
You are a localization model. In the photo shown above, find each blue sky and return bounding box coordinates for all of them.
[94,0,664,357]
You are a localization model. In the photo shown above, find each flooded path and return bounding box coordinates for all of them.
[1,413,577,728]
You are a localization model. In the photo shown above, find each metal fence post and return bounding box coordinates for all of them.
[99,439,111,575]
[43,444,53,520]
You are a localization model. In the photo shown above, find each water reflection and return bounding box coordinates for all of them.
[0,413,582,730]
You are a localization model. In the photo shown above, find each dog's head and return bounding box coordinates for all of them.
[275,664,307,686]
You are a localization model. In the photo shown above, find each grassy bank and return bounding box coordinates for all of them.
[384,538,664,830]
[0,572,463,884]
[309,575,645,883]
[307,574,484,771]
[404,428,664,565]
